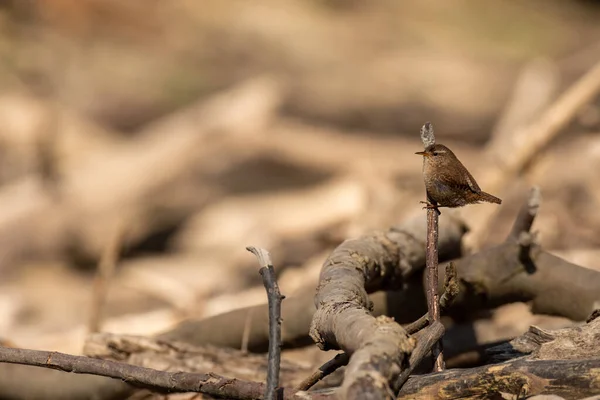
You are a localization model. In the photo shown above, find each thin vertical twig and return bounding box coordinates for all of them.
[426,209,444,371]
[246,246,285,400]
[420,122,444,372]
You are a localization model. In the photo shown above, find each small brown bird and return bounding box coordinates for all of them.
[416,144,501,211]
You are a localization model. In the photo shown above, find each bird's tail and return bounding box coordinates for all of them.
[480,192,502,204]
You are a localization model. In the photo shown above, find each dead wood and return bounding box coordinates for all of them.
[164,186,599,378]
[311,317,600,399]
[397,358,600,399]
[485,311,600,364]
[397,314,600,399]
[4,190,600,399]
[308,226,428,397]
[443,196,600,322]
[296,263,459,393]
[297,211,465,399]
[5,318,598,400]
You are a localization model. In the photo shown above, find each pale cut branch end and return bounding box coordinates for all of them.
[420,122,436,149]
[246,246,273,269]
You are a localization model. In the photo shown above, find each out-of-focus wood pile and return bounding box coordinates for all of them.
[0,0,600,398]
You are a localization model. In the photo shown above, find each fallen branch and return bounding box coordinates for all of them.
[305,208,465,399]
[444,188,600,322]
[397,306,600,399]
[247,246,285,400]
[0,347,265,399]
[0,345,330,400]
[296,263,458,393]
[398,357,600,399]
[308,216,458,399]
[486,311,600,364]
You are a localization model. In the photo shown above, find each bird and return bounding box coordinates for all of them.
[415,144,501,212]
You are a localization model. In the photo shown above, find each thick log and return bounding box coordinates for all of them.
[398,358,600,399]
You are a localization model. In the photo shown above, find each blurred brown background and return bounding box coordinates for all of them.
[0,0,599,360]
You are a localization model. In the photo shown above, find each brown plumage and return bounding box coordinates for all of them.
[415,144,501,209]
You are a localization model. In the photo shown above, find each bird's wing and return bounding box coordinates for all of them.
[463,168,481,193]
[438,160,481,193]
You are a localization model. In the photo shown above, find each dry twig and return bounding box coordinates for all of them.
[247,246,285,400]
[0,347,277,399]
[393,321,445,392]
[293,352,349,393]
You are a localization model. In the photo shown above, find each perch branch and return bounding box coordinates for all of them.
[247,246,285,400]
[420,121,444,372]
[426,201,443,371]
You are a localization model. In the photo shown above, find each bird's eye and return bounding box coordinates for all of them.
[432,152,439,156]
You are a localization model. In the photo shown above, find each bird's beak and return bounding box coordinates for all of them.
[415,151,429,157]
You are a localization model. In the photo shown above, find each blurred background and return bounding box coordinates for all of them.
[0,0,600,365]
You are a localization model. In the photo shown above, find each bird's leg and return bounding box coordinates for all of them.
[420,200,442,215]
[419,200,436,209]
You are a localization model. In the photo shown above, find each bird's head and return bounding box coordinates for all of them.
[415,144,456,166]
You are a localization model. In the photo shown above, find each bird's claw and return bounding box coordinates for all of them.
[419,201,438,210]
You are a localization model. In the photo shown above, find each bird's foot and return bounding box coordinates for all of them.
[420,201,442,215]
[419,201,438,210]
